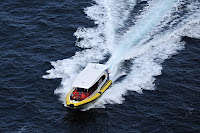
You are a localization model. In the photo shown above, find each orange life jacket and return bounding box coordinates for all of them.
[80,93,86,100]
[73,90,78,95]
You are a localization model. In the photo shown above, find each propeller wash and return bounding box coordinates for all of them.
[43,0,200,110]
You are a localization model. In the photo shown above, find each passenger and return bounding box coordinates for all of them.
[85,92,90,97]
[71,89,80,101]
[77,88,82,94]
[71,89,77,100]
[80,92,87,100]
[73,90,78,95]
[75,95,80,101]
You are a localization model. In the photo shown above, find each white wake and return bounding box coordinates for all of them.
[43,0,200,110]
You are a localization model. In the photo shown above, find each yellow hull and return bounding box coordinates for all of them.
[66,80,112,109]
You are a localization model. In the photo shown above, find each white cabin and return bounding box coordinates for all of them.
[72,63,109,89]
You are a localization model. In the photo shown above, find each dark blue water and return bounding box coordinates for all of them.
[0,0,200,132]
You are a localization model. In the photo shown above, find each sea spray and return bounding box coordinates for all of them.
[107,0,178,69]
[43,0,200,110]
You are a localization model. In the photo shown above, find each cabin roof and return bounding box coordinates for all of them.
[72,63,109,89]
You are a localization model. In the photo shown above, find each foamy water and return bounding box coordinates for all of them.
[43,0,200,110]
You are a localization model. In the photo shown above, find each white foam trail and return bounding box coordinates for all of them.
[43,0,139,106]
[107,0,178,69]
[85,18,200,110]
[43,0,200,110]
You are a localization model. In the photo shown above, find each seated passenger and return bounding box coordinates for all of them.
[80,92,87,100]
[75,95,80,101]
[73,90,78,95]
[85,92,90,97]
[77,88,82,94]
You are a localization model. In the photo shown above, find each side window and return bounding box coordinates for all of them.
[102,75,105,81]
[98,75,106,85]
[88,75,107,92]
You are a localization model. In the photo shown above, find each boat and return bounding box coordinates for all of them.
[66,63,112,109]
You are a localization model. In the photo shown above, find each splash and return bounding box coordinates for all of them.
[108,0,177,68]
[43,0,200,110]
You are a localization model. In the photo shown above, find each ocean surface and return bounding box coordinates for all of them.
[0,0,200,132]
